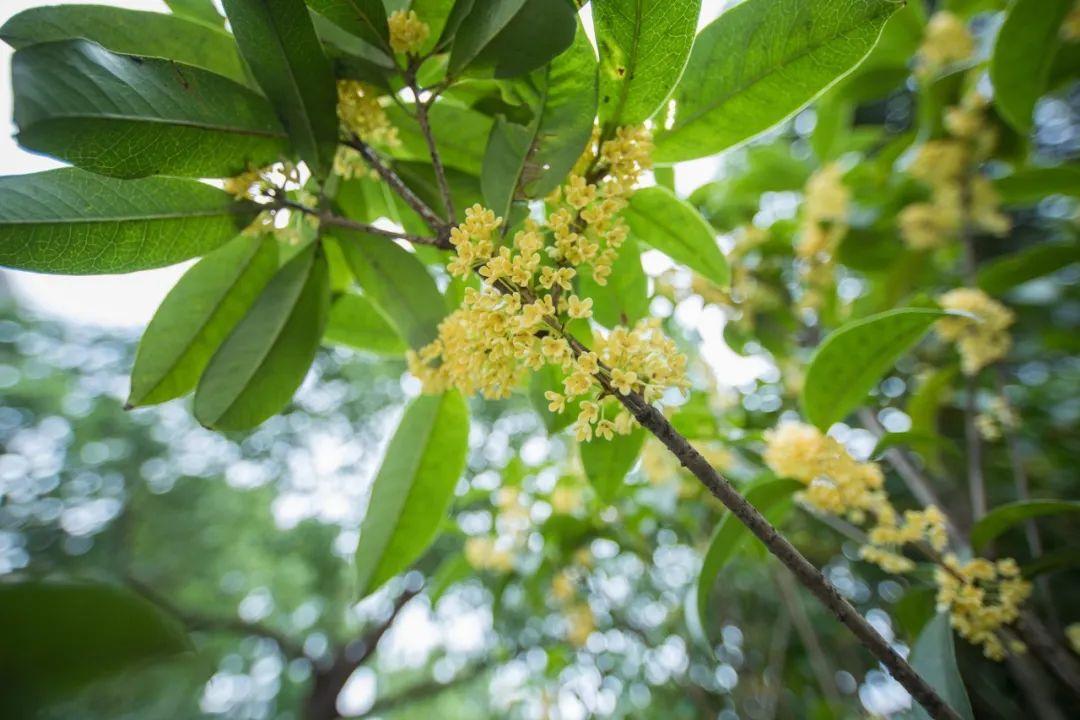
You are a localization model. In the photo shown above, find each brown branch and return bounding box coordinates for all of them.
[414,97,456,225]
[604,384,961,720]
[271,198,444,247]
[343,137,451,243]
[1014,610,1080,702]
[353,658,493,718]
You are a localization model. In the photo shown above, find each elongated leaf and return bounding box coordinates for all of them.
[481,116,534,220]
[323,292,408,355]
[12,40,288,179]
[580,427,645,502]
[990,0,1071,133]
[970,500,1080,551]
[902,613,974,720]
[195,243,330,430]
[129,235,279,407]
[166,0,226,27]
[994,165,1080,203]
[223,0,339,179]
[447,0,528,76]
[520,22,598,198]
[695,478,801,642]
[335,232,447,349]
[907,366,957,438]
[578,240,648,328]
[0,169,257,275]
[624,186,728,286]
[0,580,189,708]
[472,0,576,79]
[977,241,1080,295]
[802,308,946,430]
[654,0,898,162]
[410,0,458,54]
[1022,548,1080,579]
[306,0,389,50]
[355,391,470,598]
[386,103,493,175]
[0,6,247,85]
[595,0,701,128]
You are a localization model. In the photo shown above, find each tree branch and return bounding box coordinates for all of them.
[273,198,445,247]
[964,373,988,523]
[1014,610,1080,702]
[354,657,494,718]
[413,97,456,225]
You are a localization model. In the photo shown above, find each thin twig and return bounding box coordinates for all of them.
[1014,610,1080,702]
[761,607,793,720]
[775,570,842,708]
[964,373,988,523]
[273,198,444,246]
[414,96,456,225]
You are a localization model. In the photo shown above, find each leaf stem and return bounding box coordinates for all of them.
[272,197,445,247]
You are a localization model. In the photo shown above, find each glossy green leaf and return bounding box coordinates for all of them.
[355,391,470,598]
[802,308,946,430]
[624,186,728,286]
[481,116,533,220]
[386,103,493,175]
[472,0,576,79]
[12,40,288,178]
[695,478,801,642]
[223,0,339,179]
[323,292,408,355]
[654,0,898,162]
[990,0,1072,133]
[0,169,257,275]
[580,427,646,503]
[529,363,580,434]
[447,0,528,76]
[165,0,226,27]
[129,235,279,407]
[335,232,447,349]
[977,241,1080,295]
[902,613,974,720]
[306,0,389,50]
[410,0,458,54]
[594,0,701,128]
[0,580,189,707]
[194,243,330,431]
[993,165,1080,204]
[907,366,957,439]
[520,22,599,198]
[0,5,247,85]
[579,240,648,328]
[970,500,1080,551]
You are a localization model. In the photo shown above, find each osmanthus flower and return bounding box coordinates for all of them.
[409,126,689,442]
[917,11,975,73]
[334,80,399,179]
[796,163,850,310]
[935,556,1031,660]
[387,9,429,55]
[936,288,1015,375]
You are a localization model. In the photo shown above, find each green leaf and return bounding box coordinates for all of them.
[385,103,494,175]
[323,292,408,355]
[802,308,946,430]
[901,613,974,720]
[447,0,528,76]
[128,235,279,407]
[529,363,580,434]
[907,366,957,439]
[471,0,577,79]
[410,0,458,54]
[578,240,649,328]
[695,478,801,643]
[165,0,226,27]
[977,241,1080,295]
[306,0,389,50]
[334,232,448,350]
[872,431,959,461]
[595,0,701,128]
[624,186,729,286]
[519,21,599,198]
[654,0,899,162]
[580,427,646,503]
[481,116,534,220]
[0,169,257,275]
[194,242,330,430]
[0,580,189,708]
[1022,547,1080,579]
[0,5,248,85]
[970,500,1080,551]
[994,165,1080,203]
[990,0,1072,133]
[12,40,288,179]
[223,0,339,179]
[355,391,470,598]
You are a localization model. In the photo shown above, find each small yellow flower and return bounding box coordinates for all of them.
[610,368,638,395]
[567,295,593,319]
[545,391,566,413]
[388,9,429,54]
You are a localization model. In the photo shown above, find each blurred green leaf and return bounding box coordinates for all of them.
[0,169,257,275]
[578,241,649,328]
[802,308,946,430]
[355,391,470,598]
[165,0,225,27]
[901,613,974,720]
[306,0,389,51]
[323,292,408,355]
[977,241,1080,295]
[195,243,330,430]
[580,426,646,503]
[129,235,279,407]
[12,40,287,178]
[994,165,1080,203]
[625,186,729,287]
[971,500,1080,551]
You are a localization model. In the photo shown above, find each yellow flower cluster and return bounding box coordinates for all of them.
[565,603,595,647]
[936,288,1015,374]
[976,395,1020,441]
[464,535,515,572]
[797,164,849,309]
[335,80,399,179]
[935,555,1031,660]
[1063,1,1080,42]
[918,12,975,73]
[387,9,429,54]
[410,128,687,441]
